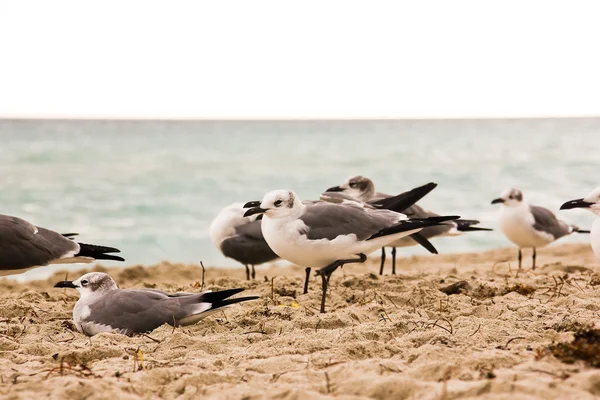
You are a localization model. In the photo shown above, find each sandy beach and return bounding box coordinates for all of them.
[1,243,600,399]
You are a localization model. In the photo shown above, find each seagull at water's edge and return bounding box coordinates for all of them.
[0,214,124,276]
[560,186,600,261]
[244,189,460,313]
[492,188,589,269]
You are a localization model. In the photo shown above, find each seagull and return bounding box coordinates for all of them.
[210,203,279,280]
[560,186,600,260]
[244,189,459,313]
[54,272,259,336]
[326,175,492,274]
[492,188,589,269]
[0,214,124,276]
[246,182,441,294]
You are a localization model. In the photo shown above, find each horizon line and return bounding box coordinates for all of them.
[1,114,600,122]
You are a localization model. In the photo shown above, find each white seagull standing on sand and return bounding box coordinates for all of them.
[0,214,124,276]
[247,182,442,294]
[492,188,589,269]
[210,203,279,280]
[560,186,600,261]
[54,272,258,336]
[244,189,459,313]
[326,175,491,274]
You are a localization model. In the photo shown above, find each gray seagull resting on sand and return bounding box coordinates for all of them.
[492,188,589,269]
[244,189,459,313]
[210,203,279,280]
[326,175,492,275]
[54,272,259,336]
[0,214,124,276]
[560,186,600,261]
[245,182,442,294]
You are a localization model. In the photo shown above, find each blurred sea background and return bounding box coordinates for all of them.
[1,118,599,281]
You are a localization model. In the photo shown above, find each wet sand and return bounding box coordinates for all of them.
[1,243,599,399]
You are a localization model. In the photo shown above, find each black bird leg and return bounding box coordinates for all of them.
[532,248,537,270]
[303,267,311,294]
[317,254,367,313]
[245,264,250,281]
[379,247,386,275]
[391,247,397,275]
[517,249,522,270]
[251,265,256,280]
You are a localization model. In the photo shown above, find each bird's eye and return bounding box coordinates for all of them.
[349,182,357,188]
[80,279,89,287]
[508,195,514,200]
[274,199,282,207]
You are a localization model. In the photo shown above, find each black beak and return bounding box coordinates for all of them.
[244,207,267,217]
[560,198,593,210]
[54,281,78,289]
[243,200,261,208]
[326,186,344,192]
[491,198,504,204]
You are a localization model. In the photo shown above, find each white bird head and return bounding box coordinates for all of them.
[326,175,375,201]
[492,188,524,208]
[560,186,600,216]
[54,272,118,298]
[244,189,302,219]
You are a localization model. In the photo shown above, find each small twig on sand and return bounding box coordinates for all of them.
[63,272,69,295]
[325,372,331,394]
[271,277,275,301]
[469,324,481,337]
[503,336,526,350]
[382,294,398,309]
[199,261,206,291]
[140,333,161,343]
[382,309,393,322]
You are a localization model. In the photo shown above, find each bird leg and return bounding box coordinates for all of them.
[517,249,522,270]
[303,267,311,294]
[251,265,256,280]
[245,264,250,281]
[532,248,537,270]
[391,247,397,275]
[317,253,367,313]
[379,247,386,275]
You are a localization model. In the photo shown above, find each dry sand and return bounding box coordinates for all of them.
[1,243,600,399]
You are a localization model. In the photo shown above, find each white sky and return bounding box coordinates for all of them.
[0,1,599,119]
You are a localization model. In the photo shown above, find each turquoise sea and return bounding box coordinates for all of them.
[1,118,599,280]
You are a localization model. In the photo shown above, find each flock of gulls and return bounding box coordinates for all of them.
[2,176,600,338]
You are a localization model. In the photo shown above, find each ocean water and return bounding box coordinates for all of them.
[1,118,599,281]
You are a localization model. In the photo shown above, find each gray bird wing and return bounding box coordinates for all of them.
[0,215,79,270]
[530,205,571,240]
[221,220,278,265]
[83,289,196,335]
[298,202,403,241]
[319,192,376,208]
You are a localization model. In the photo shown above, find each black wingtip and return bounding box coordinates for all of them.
[409,232,438,254]
[76,242,125,262]
[371,182,438,213]
[199,288,259,309]
[454,219,493,232]
[368,215,460,240]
